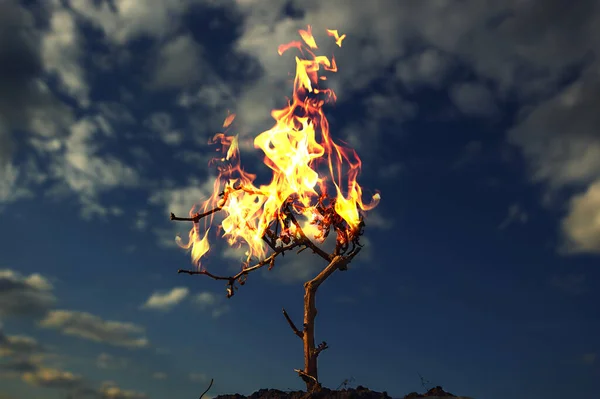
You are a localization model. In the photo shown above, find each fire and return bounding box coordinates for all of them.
[179,26,380,267]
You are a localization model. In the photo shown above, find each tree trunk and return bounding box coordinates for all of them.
[303,279,320,392]
[300,255,346,392]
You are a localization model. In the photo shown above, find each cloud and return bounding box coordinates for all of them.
[498,204,529,230]
[148,180,219,248]
[395,48,452,89]
[560,180,600,254]
[0,163,33,205]
[22,367,82,390]
[149,34,204,90]
[224,1,600,251]
[0,269,56,318]
[0,1,74,204]
[0,327,48,380]
[508,69,600,191]
[70,0,199,44]
[0,331,44,358]
[98,381,148,399]
[0,359,39,375]
[48,115,140,219]
[142,287,189,311]
[41,4,88,107]
[450,82,498,117]
[143,112,184,146]
[193,292,229,318]
[0,325,146,398]
[39,310,149,348]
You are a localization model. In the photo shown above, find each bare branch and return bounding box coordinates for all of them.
[284,205,332,261]
[313,341,328,357]
[294,368,319,387]
[178,240,303,298]
[282,308,303,339]
[170,206,222,223]
[170,185,244,223]
[198,378,214,399]
[262,235,278,252]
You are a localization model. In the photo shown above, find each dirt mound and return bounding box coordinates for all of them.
[214,385,392,399]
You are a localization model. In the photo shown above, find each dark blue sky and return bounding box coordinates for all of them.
[1,1,599,399]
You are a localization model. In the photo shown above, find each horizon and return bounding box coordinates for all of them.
[1,1,599,399]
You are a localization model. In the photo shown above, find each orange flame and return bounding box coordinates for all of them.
[181,26,380,267]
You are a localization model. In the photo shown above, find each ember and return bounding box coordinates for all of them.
[170,25,380,393]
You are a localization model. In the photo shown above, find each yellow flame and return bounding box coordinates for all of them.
[180,26,380,267]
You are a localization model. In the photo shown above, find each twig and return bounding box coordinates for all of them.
[284,205,332,261]
[294,369,319,386]
[198,378,214,399]
[170,206,221,223]
[282,307,303,338]
[171,185,243,223]
[312,341,328,357]
[178,241,303,298]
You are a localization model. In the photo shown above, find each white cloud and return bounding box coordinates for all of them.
[41,5,88,107]
[142,287,189,311]
[0,163,33,205]
[22,367,82,390]
[560,180,600,254]
[0,269,56,318]
[177,82,234,109]
[149,180,216,220]
[49,115,140,219]
[70,0,200,44]
[148,180,220,248]
[506,63,600,190]
[99,381,148,399]
[0,331,43,358]
[39,310,149,348]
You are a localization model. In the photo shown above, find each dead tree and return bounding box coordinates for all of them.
[170,25,379,393]
[171,195,368,392]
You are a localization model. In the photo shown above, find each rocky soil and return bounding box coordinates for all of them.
[212,385,473,399]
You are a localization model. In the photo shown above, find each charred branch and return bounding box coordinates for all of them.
[283,204,332,261]
[282,307,304,339]
[198,378,214,399]
[170,206,221,223]
[178,240,302,298]
[170,185,243,223]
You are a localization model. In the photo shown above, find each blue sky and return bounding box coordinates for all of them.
[1,1,599,398]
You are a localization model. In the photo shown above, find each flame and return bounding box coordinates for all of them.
[177,226,211,266]
[181,26,380,268]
